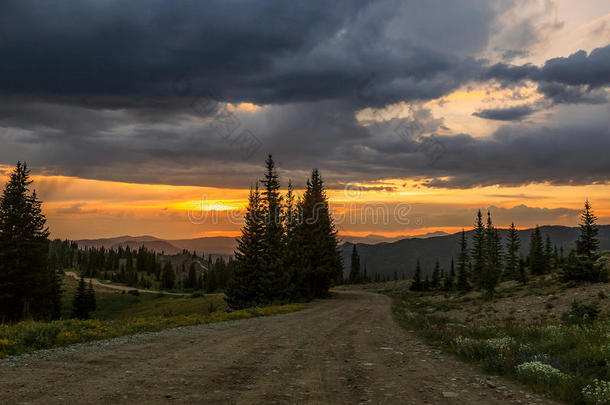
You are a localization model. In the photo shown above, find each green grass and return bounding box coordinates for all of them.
[391,289,610,404]
[0,303,305,358]
[0,275,305,358]
[60,274,226,320]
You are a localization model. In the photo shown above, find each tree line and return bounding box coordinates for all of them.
[50,239,235,293]
[409,201,606,297]
[225,155,343,309]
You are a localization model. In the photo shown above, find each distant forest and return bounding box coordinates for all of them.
[49,240,236,293]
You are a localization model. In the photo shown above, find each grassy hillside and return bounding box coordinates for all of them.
[346,277,610,404]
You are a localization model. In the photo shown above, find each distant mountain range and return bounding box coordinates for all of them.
[74,232,448,257]
[75,235,236,257]
[337,231,449,245]
[74,225,610,279]
[340,225,610,279]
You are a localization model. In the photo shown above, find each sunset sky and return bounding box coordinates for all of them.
[1,1,609,240]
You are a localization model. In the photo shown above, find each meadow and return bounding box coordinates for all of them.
[0,275,304,358]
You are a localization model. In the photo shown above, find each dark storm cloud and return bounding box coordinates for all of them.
[0,1,608,190]
[484,45,610,105]
[417,108,610,188]
[472,104,537,121]
[0,0,501,108]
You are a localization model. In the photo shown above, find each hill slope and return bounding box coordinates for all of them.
[341,225,610,278]
[75,235,235,256]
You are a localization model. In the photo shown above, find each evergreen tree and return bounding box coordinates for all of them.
[423,275,430,291]
[362,264,369,283]
[349,245,361,284]
[529,226,546,275]
[187,262,198,289]
[443,258,455,291]
[517,256,528,285]
[71,273,90,319]
[260,155,289,302]
[545,234,554,273]
[409,259,423,291]
[457,229,470,291]
[282,179,300,293]
[561,200,604,283]
[161,261,175,290]
[431,259,440,289]
[471,210,486,289]
[85,280,96,315]
[294,169,342,299]
[504,222,520,280]
[225,186,266,308]
[0,162,59,321]
[481,211,502,298]
[576,199,599,258]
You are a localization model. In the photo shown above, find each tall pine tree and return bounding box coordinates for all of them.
[349,245,361,284]
[225,185,266,308]
[576,199,599,258]
[260,155,289,302]
[0,162,60,322]
[457,229,471,291]
[504,222,520,280]
[410,259,423,291]
[295,169,342,299]
[471,210,486,289]
[482,211,502,298]
[529,226,546,275]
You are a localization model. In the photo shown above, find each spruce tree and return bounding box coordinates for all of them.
[295,169,342,299]
[576,199,599,258]
[260,155,289,302]
[72,273,89,319]
[504,222,520,280]
[443,258,455,291]
[410,259,422,291]
[480,212,502,298]
[457,229,470,291]
[517,256,528,285]
[0,162,59,321]
[431,259,440,289]
[471,210,485,289]
[423,275,430,291]
[283,182,305,298]
[225,185,266,308]
[545,234,554,273]
[85,280,96,315]
[349,245,361,284]
[561,200,603,282]
[161,261,175,290]
[529,226,546,275]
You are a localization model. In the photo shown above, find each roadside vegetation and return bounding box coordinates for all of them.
[0,273,304,358]
[349,201,610,404]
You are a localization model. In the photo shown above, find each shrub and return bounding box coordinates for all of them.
[127,290,140,296]
[516,361,568,387]
[582,379,610,405]
[562,301,601,325]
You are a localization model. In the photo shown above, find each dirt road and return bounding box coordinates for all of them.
[0,291,558,404]
[64,271,184,296]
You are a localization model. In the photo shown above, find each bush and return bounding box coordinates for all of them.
[562,301,601,325]
[516,361,568,387]
[127,290,140,296]
[582,379,610,405]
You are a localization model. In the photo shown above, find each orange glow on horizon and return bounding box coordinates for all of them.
[1,166,608,240]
